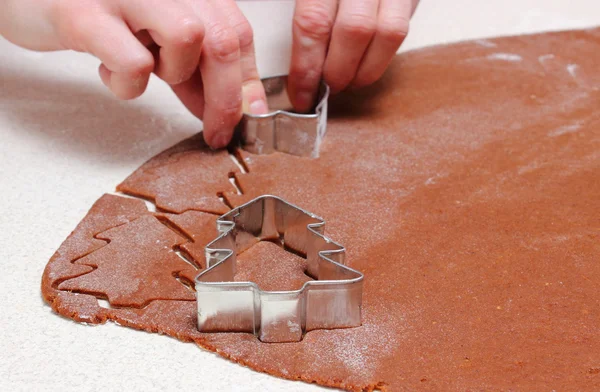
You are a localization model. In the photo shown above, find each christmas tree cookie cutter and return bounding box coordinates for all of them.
[236,75,330,159]
[195,195,363,343]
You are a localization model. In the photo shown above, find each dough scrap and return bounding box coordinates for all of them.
[42,28,600,391]
[159,210,219,268]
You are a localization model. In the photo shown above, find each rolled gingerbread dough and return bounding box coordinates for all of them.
[42,27,600,391]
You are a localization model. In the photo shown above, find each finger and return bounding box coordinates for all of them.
[58,10,154,99]
[412,0,421,14]
[323,0,378,93]
[91,18,154,99]
[198,0,243,148]
[119,0,205,85]
[352,0,411,88]
[98,63,111,87]
[288,0,338,112]
[218,1,268,115]
[171,68,205,119]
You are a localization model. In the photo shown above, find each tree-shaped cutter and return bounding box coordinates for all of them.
[195,195,364,343]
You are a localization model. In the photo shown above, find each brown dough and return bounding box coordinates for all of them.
[159,210,219,267]
[58,215,196,307]
[42,27,600,391]
[41,194,150,322]
[117,133,239,214]
[234,241,312,291]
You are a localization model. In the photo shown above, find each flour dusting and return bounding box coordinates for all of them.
[548,122,583,137]
[567,64,579,78]
[475,39,497,48]
[487,53,522,62]
[328,308,405,379]
[538,54,555,64]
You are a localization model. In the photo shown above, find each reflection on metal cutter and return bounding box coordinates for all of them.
[237,75,330,158]
[195,195,363,343]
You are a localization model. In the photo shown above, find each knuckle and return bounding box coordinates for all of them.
[233,20,254,50]
[206,24,240,62]
[212,98,243,125]
[293,6,334,40]
[377,16,410,44]
[338,14,377,39]
[209,88,242,113]
[168,18,205,47]
[220,102,242,118]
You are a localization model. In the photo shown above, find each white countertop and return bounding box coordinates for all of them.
[1,1,599,391]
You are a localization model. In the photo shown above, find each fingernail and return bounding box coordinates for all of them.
[295,91,314,112]
[249,99,268,115]
[211,133,230,149]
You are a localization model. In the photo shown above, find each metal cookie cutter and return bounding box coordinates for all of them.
[237,75,330,158]
[195,195,363,343]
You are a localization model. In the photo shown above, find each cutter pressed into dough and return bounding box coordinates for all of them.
[195,195,363,343]
[236,75,330,159]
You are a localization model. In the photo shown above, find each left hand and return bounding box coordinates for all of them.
[287,0,419,112]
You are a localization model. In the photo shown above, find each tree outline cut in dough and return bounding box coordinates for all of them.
[59,215,198,307]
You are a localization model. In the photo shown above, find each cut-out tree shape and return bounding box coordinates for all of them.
[60,215,197,307]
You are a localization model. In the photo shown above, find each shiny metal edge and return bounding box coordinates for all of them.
[194,194,363,343]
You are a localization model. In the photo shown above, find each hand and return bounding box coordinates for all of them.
[0,0,268,149]
[288,0,419,112]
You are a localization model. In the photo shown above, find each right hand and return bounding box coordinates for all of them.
[0,0,269,149]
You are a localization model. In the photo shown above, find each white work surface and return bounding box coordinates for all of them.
[1,1,599,391]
